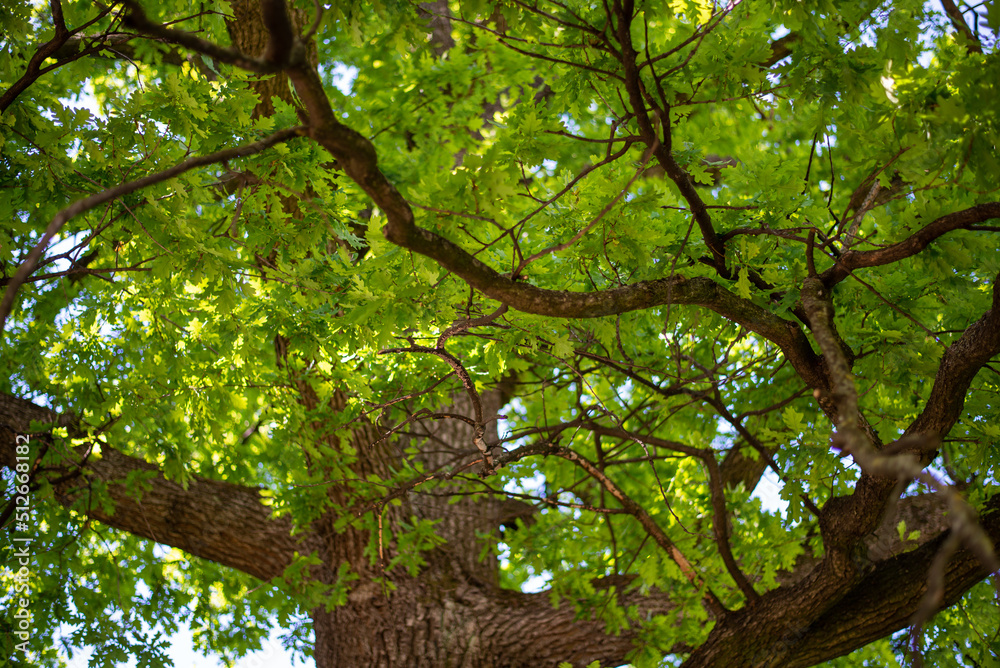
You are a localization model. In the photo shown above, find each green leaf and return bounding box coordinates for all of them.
[736,267,752,299]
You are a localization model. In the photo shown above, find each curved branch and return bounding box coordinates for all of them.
[390,225,829,376]
[42,31,221,79]
[254,12,841,408]
[795,273,1000,597]
[704,453,761,603]
[821,202,1000,287]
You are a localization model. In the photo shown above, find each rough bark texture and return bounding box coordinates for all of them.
[4,390,998,667]
[4,1,1000,666]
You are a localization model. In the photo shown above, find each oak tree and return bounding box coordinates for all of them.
[2,0,999,666]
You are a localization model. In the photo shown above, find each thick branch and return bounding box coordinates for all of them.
[57,448,307,581]
[122,1,280,72]
[680,278,1000,666]
[506,491,962,668]
[254,14,842,410]
[259,0,296,65]
[800,279,863,444]
[489,576,679,666]
[780,497,1000,667]
[802,272,999,580]
[0,393,310,581]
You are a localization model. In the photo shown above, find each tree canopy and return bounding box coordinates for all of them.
[2,0,999,666]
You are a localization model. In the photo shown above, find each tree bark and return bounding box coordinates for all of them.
[5,1,1000,666]
[4,389,998,667]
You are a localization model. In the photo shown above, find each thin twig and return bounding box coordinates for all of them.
[0,126,304,331]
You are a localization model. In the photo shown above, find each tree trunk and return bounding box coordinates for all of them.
[3,389,999,667]
[4,1,1000,666]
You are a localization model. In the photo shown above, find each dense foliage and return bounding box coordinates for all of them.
[2,0,999,666]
